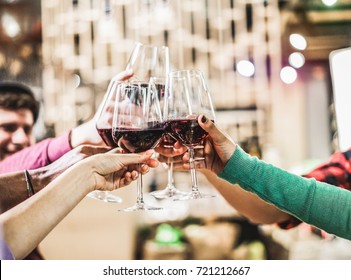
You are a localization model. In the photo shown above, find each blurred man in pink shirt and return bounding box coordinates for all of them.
[0,71,132,173]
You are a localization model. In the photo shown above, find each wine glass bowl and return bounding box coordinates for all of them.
[164,117,209,147]
[113,82,164,211]
[164,69,216,200]
[126,42,170,83]
[88,78,123,204]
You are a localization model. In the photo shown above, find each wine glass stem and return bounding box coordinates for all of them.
[188,147,199,194]
[136,163,144,205]
[167,160,174,188]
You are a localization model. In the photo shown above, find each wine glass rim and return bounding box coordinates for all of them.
[122,81,153,87]
[133,41,169,50]
[170,69,204,76]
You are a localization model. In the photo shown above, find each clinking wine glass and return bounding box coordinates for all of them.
[112,82,164,211]
[125,42,182,199]
[164,69,216,200]
[126,42,169,83]
[148,77,187,199]
[87,77,123,203]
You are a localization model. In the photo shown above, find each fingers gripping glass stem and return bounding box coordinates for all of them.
[119,163,162,211]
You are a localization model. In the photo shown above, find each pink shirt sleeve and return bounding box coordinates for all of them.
[0,131,72,173]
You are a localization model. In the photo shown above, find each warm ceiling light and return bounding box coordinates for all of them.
[288,52,305,69]
[1,13,21,38]
[237,60,255,77]
[280,66,297,84]
[289,34,307,50]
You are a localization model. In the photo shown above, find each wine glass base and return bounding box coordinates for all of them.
[87,191,122,204]
[173,192,216,201]
[149,186,188,199]
[117,202,163,212]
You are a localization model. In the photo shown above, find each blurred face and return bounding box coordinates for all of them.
[0,108,35,161]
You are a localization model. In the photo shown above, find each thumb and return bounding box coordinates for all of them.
[198,115,226,144]
[198,115,237,164]
[106,149,154,166]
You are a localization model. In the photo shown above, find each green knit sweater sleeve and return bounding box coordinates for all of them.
[219,146,351,240]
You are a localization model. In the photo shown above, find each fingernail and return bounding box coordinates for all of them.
[201,115,207,123]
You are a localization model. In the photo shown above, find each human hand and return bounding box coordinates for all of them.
[155,137,187,170]
[81,149,159,191]
[182,115,236,175]
[156,142,210,173]
[155,137,187,158]
[70,69,134,148]
[33,145,114,190]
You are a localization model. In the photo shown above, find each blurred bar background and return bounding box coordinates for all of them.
[1,0,351,260]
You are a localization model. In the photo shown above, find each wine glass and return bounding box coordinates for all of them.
[87,77,123,203]
[164,69,216,200]
[148,77,187,199]
[126,42,169,83]
[112,82,164,211]
[126,42,182,199]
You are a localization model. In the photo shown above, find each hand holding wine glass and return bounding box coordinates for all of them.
[182,115,237,175]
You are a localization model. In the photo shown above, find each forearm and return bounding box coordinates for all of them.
[219,146,351,240]
[0,170,48,213]
[0,163,94,259]
[202,171,290,224]
[70,119,103,148]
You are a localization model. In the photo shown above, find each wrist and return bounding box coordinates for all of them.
[71,159,97,193]
[28,168,48,193]
[70,125,82,148]
[70,120,102,148]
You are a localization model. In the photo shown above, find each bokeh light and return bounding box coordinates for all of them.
[289,34,307,50]
[288,52,305,69]
[237,60,255,77]
[280,66,297,84]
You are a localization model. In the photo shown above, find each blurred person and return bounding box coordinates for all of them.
[0,82,39,161]
[156,141,291,225]
[0,145,111,212]
[198,135,351,235]
[0,148,158,260]
[156,127,351,238]
[0,70,132,259]
[0,69,133,172]
[182,115,351,240]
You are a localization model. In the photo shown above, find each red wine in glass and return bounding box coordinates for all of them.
[165,118,209,147]
[97,128,117,147]
[112,124,164,153]
[161,133,177,147]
